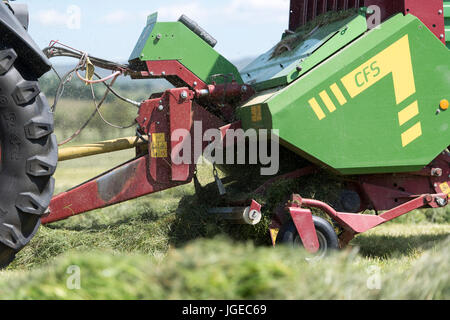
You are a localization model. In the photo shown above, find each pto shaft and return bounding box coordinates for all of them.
[58,136,148,162]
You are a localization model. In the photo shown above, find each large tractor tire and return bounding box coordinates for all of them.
[0,47,57,268]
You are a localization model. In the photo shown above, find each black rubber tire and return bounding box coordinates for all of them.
[0,47,57,268]
[277,215,339,259]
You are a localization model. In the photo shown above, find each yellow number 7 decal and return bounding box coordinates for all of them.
[341,35,416,104]
[341,35,421,147]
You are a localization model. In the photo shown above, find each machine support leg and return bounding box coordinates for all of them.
[288,207,320,253]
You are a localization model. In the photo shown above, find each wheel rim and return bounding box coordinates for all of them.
[293,230,328,261]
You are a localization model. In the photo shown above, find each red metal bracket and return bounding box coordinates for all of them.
[250,199,262,215]
[288,207,320,253]
[168,89,194,181]
[131,60,208,91]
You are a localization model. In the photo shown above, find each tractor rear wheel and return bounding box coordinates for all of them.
[277,215,339,260]
[0,47,57,268]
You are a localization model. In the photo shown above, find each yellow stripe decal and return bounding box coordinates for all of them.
[341,35,415,105]
[401,122,422,147]
[398,101,419,126]
[310,35,422,148]
[319,90,337,112]
[308,98,326,120]
[330,83,347,105]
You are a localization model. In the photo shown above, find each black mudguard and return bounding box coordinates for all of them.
[0,2,51,77]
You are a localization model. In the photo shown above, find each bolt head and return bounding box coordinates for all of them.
[158,105,164,111]
[193,81,197,87]
[438,9,443,14]
[161,71,166,76]
[180,91,188,99]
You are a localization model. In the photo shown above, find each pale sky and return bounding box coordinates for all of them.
[23,0,290,65]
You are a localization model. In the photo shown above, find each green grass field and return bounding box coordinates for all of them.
[0,149,448,299]
[0,99,448,300]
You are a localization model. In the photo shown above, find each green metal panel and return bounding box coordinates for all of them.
[238,14,450,175]
[130,13,242,85]
[240,11,368,92]
[445,0,450,48]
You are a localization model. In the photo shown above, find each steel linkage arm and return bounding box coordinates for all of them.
[42,155,190,224]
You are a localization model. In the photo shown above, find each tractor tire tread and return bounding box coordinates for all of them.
[0,46,57,269]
